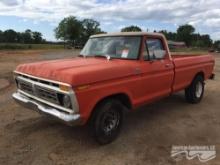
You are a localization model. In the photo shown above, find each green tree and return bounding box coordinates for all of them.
[0,29,45,44]
[121,25,142,32]
[200,35,212,47]
[81,19,102,44]
[214,40,220,50]
[159,30,177,41]
[32,31,43,44]
[3,29,18,43]
[177,24,195,46]
[0,30,3,42]
[22,29,33,43]
[55,16,83,45]
[16,32,24,43]
[192,34,212,47]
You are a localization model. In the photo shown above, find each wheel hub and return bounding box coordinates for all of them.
[195,81,203,98]
[103,111,119,134]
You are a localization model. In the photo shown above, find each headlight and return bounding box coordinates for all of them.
[62,95,72,108]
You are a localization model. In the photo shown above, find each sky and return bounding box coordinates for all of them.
[0,0,220,41]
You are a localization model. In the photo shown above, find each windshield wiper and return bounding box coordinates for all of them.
[78,54,111,60]
[94,55,111,60]
[78,54,87,58]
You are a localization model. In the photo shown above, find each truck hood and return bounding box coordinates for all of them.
[15,57,138,86]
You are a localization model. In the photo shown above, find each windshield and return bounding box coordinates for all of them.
[80,36,141,59]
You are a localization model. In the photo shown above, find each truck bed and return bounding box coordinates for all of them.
[171,53,208,59]
[171,53,214,92]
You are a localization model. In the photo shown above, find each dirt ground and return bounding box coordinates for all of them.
[0,50,219,165]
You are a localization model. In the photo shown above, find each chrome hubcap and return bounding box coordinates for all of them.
[103,111,120,134]
[195,81,203,98]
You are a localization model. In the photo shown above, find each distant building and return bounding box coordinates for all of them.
[168,40,186,49]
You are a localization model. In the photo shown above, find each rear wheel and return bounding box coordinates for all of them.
[89,99,124,145]
[185,75,204,104]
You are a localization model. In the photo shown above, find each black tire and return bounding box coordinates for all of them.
[185,75,204,104]
[89,99,124,145]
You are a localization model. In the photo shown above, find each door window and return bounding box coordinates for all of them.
[145,38,166,60]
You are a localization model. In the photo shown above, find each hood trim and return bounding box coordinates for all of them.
[14,71,71,86]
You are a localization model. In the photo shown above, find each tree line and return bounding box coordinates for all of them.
[0,29,45,44]
[120,24,218,48]
[55,16,105,47]
[157,25,213,48]
[0,15,219,50]
[55,17,220,50]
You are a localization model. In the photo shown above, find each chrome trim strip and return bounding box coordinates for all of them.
[14,71,71,87]
[13,92,81,126]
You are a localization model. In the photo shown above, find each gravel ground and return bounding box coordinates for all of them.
[0,50,219,165]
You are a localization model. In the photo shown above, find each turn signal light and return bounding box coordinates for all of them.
[77,85,90,90]
[59,84,70,91]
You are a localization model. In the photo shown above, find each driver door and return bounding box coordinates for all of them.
[139,36,174,103]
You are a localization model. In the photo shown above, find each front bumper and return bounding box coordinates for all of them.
[13,92,81,126]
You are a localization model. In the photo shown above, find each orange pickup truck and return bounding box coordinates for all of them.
[13,32,215,144]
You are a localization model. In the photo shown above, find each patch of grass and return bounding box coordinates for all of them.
[0,43,64,50]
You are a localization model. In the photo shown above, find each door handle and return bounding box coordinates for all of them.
[134,68,141,74]
[165,64,171,68]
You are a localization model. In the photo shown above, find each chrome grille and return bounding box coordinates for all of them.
[35,86,59,104]
[16,77,60,105]
[19,80,33,94]
[14,72,78,114]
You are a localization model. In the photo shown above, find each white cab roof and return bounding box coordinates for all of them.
[90,32,165,38]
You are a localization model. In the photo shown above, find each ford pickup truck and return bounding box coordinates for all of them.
[13,32,215,144]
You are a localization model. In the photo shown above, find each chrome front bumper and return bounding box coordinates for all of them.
[13,92,81,126]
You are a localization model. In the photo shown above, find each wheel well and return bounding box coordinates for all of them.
[87,93,132,125]
[187,72,205,89]
[94,93,132,111]
[195,72,205,80]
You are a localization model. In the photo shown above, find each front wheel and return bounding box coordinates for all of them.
[89,99,124,145]
[185,75,204,104]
